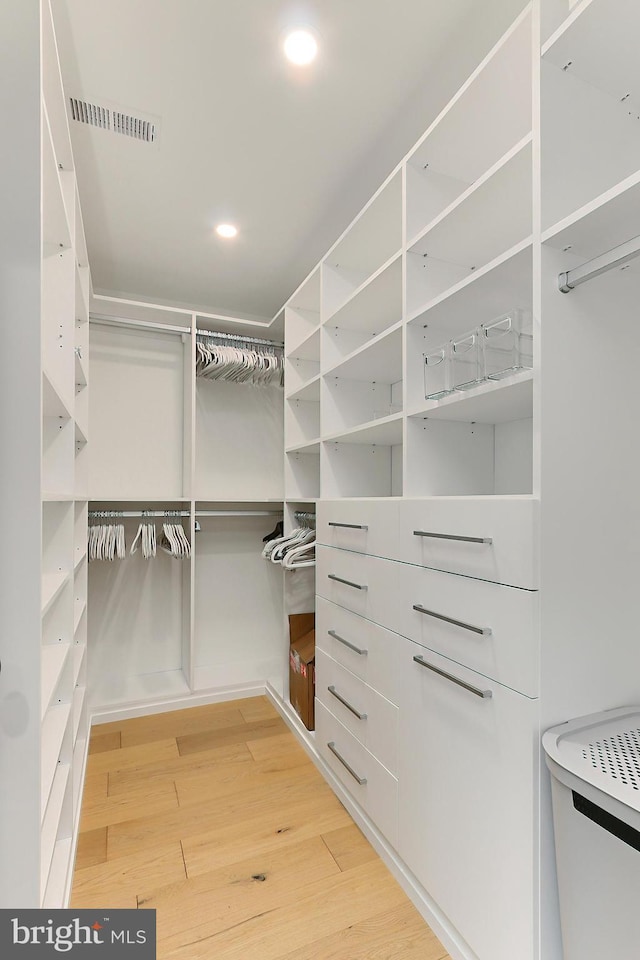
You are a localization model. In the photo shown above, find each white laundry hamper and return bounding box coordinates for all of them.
[543,707,640,960]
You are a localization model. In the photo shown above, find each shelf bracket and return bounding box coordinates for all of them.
[558,234,640,293]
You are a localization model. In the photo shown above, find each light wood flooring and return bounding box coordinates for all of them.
[72,696,450,960]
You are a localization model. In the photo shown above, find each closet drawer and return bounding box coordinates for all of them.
[316,546,398,628]
[398,498,538,589]
[316,597,401,705]
[395,563,538,696]
[317,499,399,559]
[316,700,398,847]
[316,649,398,774]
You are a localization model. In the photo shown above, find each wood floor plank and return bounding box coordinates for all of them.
[74,828,108,871]
[80,772,109,804]
[276,901,449,960]
[89,731,121,754]
[108,741,252,798]
[80,779,179,833]
[237,696,279,723]
[93,699,250,741]
[321,824,377,872]
[161,859,407,960]
[245,731,310,764]
[174,751,314,809]
[139,835,341,944]
[71,842,186,909]
[181,795,352,878]
[86,738,180,777]
[177,715,287,756]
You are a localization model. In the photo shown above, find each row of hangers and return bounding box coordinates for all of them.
[88,512,191,561]
[196,331,284,387]
[262,512,316,569]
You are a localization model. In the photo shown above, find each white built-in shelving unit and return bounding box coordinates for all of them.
[0,0,90,908]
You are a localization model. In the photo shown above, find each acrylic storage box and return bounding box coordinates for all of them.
[451,329,484,391]
[424,344,453,400]
[481,309,533,380]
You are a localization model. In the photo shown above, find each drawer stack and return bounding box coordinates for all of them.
[315,496,539,960]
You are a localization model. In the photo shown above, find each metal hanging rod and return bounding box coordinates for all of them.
[558,234,640,293]
[197,328,283,348]
[89,509,283,519]
[197,510,283,517]
[90,314,191,335]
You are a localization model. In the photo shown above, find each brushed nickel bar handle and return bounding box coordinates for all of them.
[327,741,367,784]
[413,530,492,545]
[328,522,368,530]
[328,685,367,720]
[328,574,368,591]
[328,630,368,656]
[413,603,492,637]
[412,655,492,699]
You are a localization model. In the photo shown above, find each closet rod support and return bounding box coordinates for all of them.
[558,234,640,293]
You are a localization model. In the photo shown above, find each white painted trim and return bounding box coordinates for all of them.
[64,734,90,907]
[90,682,267,725]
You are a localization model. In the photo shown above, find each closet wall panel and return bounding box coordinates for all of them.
[89,325,185,498]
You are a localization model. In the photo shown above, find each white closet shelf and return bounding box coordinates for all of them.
[89,496,192,503]
[40,762,71,897]
[73,644,86,686]
[42,837,72,909]
[42,370,72,420]
[41,643,72,721]
[408,369,533,424]
[72,737,88,827]
[542,169,640,257]
[73,687,86,743]
[41,570,70,617]
[42,104,72,255]
[74,350,87,388]
[324,412,403,446]
[285,327,320,362]
[285,497,318,504]
[323,252,403,332]
[74,420,88,445]
[286,374,321,403]
[42,493,74,503]
[73,598,86,633]
[75,263,90,316]
[41,702,72,820]
[73,550,87,573]
[41,0,74,173]
[407,237,533,328]
[286,439,321,455]
[324,321,403,384]
[542,0,638,103]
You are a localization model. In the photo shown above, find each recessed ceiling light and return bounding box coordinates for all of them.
[284,30,318,66]
[216,224,238,238]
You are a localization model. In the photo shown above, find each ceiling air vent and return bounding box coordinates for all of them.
[69,97,159,144]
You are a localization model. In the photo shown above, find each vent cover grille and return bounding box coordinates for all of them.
[69,98,158,143]
[582,727,640,790]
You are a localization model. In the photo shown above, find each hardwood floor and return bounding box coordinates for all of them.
[72,697,450,960]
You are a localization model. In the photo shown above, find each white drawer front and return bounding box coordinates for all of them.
[316,700,398,847]
[317,499,400,559]
[399,498,538,588]
[316,597,401,705]
[316,649,398,774]
[395,563,538,697]
[316,546,398,628]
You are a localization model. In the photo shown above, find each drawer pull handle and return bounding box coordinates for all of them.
[412,603,492,637]
[328,629,368,656]
[328,685,367,720]
[327,741,367,784]
[413,530,492,545]
[412,655,492,699]
[328,522,369,530]
[328,574,368,591]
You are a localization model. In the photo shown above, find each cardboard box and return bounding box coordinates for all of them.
[289,614,315,730]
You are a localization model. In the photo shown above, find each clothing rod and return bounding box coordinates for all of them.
[197,511,283,517]
[558,234,640,293]
[197,328,283,348]
[89,510,283,518]
[90,314,191,335]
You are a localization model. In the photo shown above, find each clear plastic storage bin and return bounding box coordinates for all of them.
[481,309,533,380]
[451,329,483,391]
[424,345,453,400]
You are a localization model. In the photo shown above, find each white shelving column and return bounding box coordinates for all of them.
[0,0,90,908]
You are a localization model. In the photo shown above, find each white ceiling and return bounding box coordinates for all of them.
[53,0,526,322]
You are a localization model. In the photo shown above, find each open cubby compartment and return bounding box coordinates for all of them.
[89,321,187,499]
[192,507,284,692]
[542,2,640,234]
[285,269,321,355]
[42,247,75,414]
[42,108,72,258]
[322,375,403,436]
[87,503,191,710]
[42,416,75,497]
[43,500,73,577]
[41,587,73,722]
[285,396,320,450]
[40,755,73,903]
[285,450,320,500]
[321,254,403,368]
[41,0,74,181]
[404,414,533,497]
[74,557,87,632]
[321,432,403,499]
[322,171,402,319]
[195,376,284,501]
[74,435,89,501]
[406,243,533,413]
[405,7,532,243]
[541,0,580,46]
[406,139,533,319]
[73,500,88,567]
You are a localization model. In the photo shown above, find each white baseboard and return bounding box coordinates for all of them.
[90,682,266,724]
